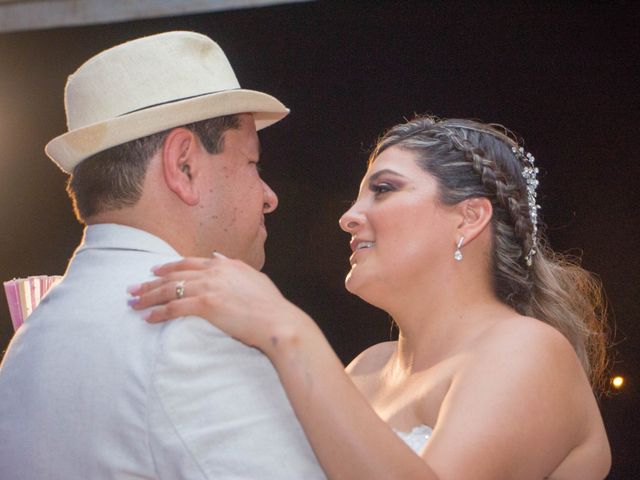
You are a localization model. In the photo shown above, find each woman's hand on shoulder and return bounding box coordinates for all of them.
[128,255,311,354]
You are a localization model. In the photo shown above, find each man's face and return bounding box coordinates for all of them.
[194,113,278,269]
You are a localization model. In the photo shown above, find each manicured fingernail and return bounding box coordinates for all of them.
[151,264,162,273]
[212,251,228,259]
[127,297,139,307]
[142,310,153,322]
[127,284,141,295]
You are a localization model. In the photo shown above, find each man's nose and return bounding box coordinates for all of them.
[262,180,278,213]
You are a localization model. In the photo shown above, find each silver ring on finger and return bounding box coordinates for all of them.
[175,280,185,300]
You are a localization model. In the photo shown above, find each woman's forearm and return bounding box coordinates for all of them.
[130,257,438,478]
[262,308,438,480]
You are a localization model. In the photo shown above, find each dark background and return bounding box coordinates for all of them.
[1,1,638,477]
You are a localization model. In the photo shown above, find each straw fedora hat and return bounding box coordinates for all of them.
[45,31,290,174]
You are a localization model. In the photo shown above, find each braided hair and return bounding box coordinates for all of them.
[371,115,609,391]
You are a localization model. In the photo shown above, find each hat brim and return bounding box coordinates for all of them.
[45,89,289,174]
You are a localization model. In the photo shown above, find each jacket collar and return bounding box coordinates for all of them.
[75,223,180,256]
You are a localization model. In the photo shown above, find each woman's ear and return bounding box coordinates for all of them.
[162,128,200,206]
[456,197,493,244]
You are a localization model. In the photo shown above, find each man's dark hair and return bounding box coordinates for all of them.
[66,114,241,223]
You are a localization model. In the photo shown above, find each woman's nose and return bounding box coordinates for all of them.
[339,203,364,233]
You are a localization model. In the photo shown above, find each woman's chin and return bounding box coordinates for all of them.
[345,273,373,302]
[344,270,361,295]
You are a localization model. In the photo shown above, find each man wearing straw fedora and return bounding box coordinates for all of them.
[0,31,325,479]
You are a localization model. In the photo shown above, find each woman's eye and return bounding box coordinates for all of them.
[371,182,394,195]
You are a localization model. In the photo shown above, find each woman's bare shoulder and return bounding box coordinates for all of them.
[473,314,582,366]
[430,315,607,478]
[346,341,397,376]
[459,314,591,400]
[425,315,607,478]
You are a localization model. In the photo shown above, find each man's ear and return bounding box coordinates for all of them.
[161,128,200,206]
[456,197,493,244]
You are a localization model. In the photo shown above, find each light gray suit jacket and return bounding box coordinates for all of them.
[0,224,325,479]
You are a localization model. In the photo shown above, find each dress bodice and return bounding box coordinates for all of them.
[394,424,433,453]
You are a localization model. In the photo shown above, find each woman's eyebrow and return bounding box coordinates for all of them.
[367,169,407,183]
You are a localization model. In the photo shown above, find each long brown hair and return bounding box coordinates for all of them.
[372,115,609,391]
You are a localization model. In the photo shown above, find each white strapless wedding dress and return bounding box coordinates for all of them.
[394,425,433,453]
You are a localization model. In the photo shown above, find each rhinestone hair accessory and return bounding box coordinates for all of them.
[513,146,540,266]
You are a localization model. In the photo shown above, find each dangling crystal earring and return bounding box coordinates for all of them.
[454,236,465,261]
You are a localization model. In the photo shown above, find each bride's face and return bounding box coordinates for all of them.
[339,146,459,304]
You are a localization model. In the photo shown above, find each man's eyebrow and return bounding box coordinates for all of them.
[367,169,407,182]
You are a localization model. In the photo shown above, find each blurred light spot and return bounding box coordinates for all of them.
[611,376,624,389]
